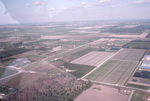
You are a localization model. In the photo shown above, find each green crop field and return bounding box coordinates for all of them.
[45,45,89,63]
[130,91,147,101]
[123,40,150,49]
[85,60,138,85]
[63,63,95,78]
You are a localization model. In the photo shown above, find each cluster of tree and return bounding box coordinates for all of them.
[0,85,18,94]
[5,75,92,101]
[122,40,150,49]
[146,33,150,38]
[102,25,150,34]
[0,48,30,59]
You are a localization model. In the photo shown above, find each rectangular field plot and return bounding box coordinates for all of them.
[85,60,139,85]
[111,49,146,61]
[71,51,114,66]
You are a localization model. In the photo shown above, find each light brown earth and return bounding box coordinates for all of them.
[89,38,132,45]
[75,85,129,101]
[111,48,146,61]
[32,63,56,72]
[71,51,114,66]
[41,35,68,39]
[0,73,46,89]
[0,37,21,42]
[110,32,148,38]
[50,46,62,52]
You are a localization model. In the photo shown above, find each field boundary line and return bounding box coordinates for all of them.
[128,90,134,101]
[81,48,123,79]
[82,79,150,93]
[0,71,21,81]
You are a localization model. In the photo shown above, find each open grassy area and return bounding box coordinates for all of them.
[22,61,45,71]
[85,60,117,80]
[56,41,85,46]
[131,91,147,101]
[26,55,46,59]
[126,84,149,90]
[63,63,95,78]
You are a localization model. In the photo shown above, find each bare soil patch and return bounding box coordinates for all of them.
[89,38,132,45]
[75,85,129,101]
[41,35,68,39]
[71,51,114,66]
[110,32,148,39]
[1,73,46,89]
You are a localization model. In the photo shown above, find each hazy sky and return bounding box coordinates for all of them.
[0,0,150,24]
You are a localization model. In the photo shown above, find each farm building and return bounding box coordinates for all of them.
[147,96,150,101]
[146,52,150,60]
[139,66,150,70]
[141,60,150,67]
[0,93,5,100]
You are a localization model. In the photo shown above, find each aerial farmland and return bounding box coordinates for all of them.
[0,20,150,101]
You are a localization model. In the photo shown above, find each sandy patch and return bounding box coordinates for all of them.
[75,85,129,101]
[50,46,62,52]
[120,25,139,28]
[60,39,81,42]
[89,38,132,45]
[41,35,68,39]
[110,32,149,39]
[0,37,21,42]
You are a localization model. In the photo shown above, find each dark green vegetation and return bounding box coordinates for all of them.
[126,84,149,90]
[0,58,16,66]
[5,75,92,101]
[133,71,150,79]
[131,91,147,101]
[0,68,18,79]
[62,47,96,62]
[63,63,95,78]
[123,40,150,49]
[146,33,150,38]
[0,48,30,59]
[0,25,73,36]
[102,24,150,34]
[56,41,85,46]
[0,85,18,94]
[87,37,101,42]
[70,47,96,58]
